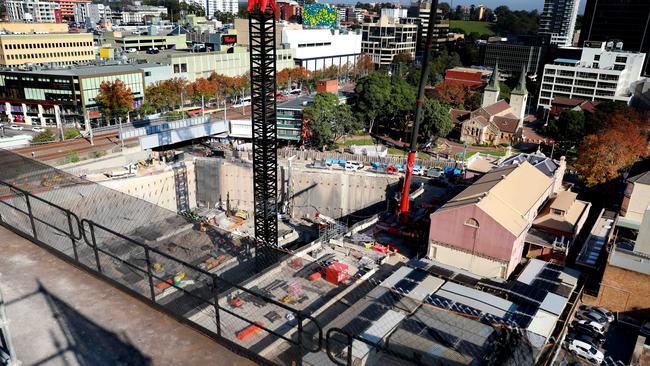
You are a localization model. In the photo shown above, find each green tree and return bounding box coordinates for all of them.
[558,111,586,142]
[214,10,234,23]
[499,82,511,101]
[386,78,416,139]
[303,92,359,149]
[392,52,413,64]
[32,130,55,144]
[354,72,392,133]
[421,98,453,139]
[64,128,81,140]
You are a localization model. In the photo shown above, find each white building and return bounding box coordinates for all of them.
[6,0,60,23]
[121,5,168,24]
[380,8,407,19]
[281,28,361,72]
[203,0,238,16]
[361,15,417,67]
[74,3,110,26]
[539,0,580,47]
[538,41,647,109]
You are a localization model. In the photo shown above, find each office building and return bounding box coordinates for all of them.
[234,18,301,48]
[537,41,647,109]
[0,22,68,33]
[52,0,90,20]
[479,34,551,79]
[281,28,361,72]
[6,0,61,23]
[0,32,95,67]
[407,1,450,54]
[0,64,152,128]
[206,0,238,16]
[361,15,417,67]
[579,0,650,75]
[539,0,580,46]
[127,47,295,81]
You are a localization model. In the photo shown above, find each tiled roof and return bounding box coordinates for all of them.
[482,100,511,116]
[492,116,520,133]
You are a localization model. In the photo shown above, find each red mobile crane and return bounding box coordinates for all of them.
[398,0,440,222]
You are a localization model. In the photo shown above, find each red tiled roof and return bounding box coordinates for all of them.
[551,96,587,107]
[450,109,471,123]
[580,101,600,113]
[492,116,520,133]
[482,100,511,116]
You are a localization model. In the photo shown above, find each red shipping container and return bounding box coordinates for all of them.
[308,272,322,281]
[325,262,349,285]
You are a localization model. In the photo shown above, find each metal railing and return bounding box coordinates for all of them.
[0,177,325,366]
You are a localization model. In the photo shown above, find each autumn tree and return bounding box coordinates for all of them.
[352,53,374,78]
[95,79,134,125]
[431,83,467,109]
[190,77,217,103]
[575,114,648,186]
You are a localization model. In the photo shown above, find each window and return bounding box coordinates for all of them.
[552,209,565,216]
[615,56,627,63]
[464,218,479,228]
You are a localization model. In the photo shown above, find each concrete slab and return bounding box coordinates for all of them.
[0,227,256,366]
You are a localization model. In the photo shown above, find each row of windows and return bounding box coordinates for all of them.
[2,50,93,60]
[298,42,332,48]
[2,41,92,50]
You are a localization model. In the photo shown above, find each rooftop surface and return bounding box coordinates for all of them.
[2,63,165,76]
[0,226,255,366]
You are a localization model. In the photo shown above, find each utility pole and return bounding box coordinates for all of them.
[85,109,94,146]
[241,87,246,113]
[201,95,205,117]
[118,116,124,148]
[286,155,296,218]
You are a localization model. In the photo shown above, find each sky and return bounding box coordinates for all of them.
[326,0,587,13]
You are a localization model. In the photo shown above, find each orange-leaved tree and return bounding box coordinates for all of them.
[190,77,217,103]
[95,79,134,125]
[575,113,649,186]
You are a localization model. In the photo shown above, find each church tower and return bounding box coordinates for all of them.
[510,67,528,121]
[482,64,500,107]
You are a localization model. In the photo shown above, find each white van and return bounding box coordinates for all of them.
[233,96,251,107]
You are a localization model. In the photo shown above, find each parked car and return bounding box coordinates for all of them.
[576,310,609,325]
[347,161,363,169]
[426,167,443,178]
[9,125,23,131]
[572,319,607,336]
[579,305,614,323]
[413,167,424,176]
[127,48,137,53]
[344,162,359,171]
[565,332,605,347]
[32,126,45,132]
[386,165,398,174]
[566,339,604,364]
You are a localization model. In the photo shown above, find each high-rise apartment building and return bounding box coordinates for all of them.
[539,0,580,47]
[537,41,646,109]
[579,0,650,75]
[6,0,61,23]
[52,0,90,20]
[73,3,111,26]
[407,1,450,55]
[361,15,417,67]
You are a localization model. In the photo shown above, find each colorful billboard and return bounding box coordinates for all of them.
[302,4,337,28]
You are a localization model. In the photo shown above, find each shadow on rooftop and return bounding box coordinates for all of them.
[17,281,152,366]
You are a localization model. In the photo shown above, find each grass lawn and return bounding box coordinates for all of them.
[339,137,375,147]
[450,20,496,36]
[457,150,507,159]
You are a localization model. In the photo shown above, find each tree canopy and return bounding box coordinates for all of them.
[303,92,360,149]
[95,79,134,122]
[575,113,648,186]
[354,72,393,133]
[421,98,453,140]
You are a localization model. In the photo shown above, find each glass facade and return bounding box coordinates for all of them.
[81,72,144,109]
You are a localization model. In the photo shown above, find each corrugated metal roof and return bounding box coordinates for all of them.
[436,282,515,317]
[379,266,413,289]
[516,259,546,285]
[352,309,405,359]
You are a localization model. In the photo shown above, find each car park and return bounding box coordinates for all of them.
[572,319,607,337]
[576,310,609,325]
[32,126,45,132]
[426,168,443,178]
[566,339,604,364]
[579,305,614,323]
[565,332,605,348]
[9,125,23,131]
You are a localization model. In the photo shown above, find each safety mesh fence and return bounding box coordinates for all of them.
[0,149,537,366]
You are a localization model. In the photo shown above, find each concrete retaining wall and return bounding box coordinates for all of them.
[195,158,399,219]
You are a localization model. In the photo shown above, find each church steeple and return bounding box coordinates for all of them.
[482,64,500,107]
[485,64,500,92]
[512,67,528,95]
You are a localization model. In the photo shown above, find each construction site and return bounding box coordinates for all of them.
[0,1,587,366]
